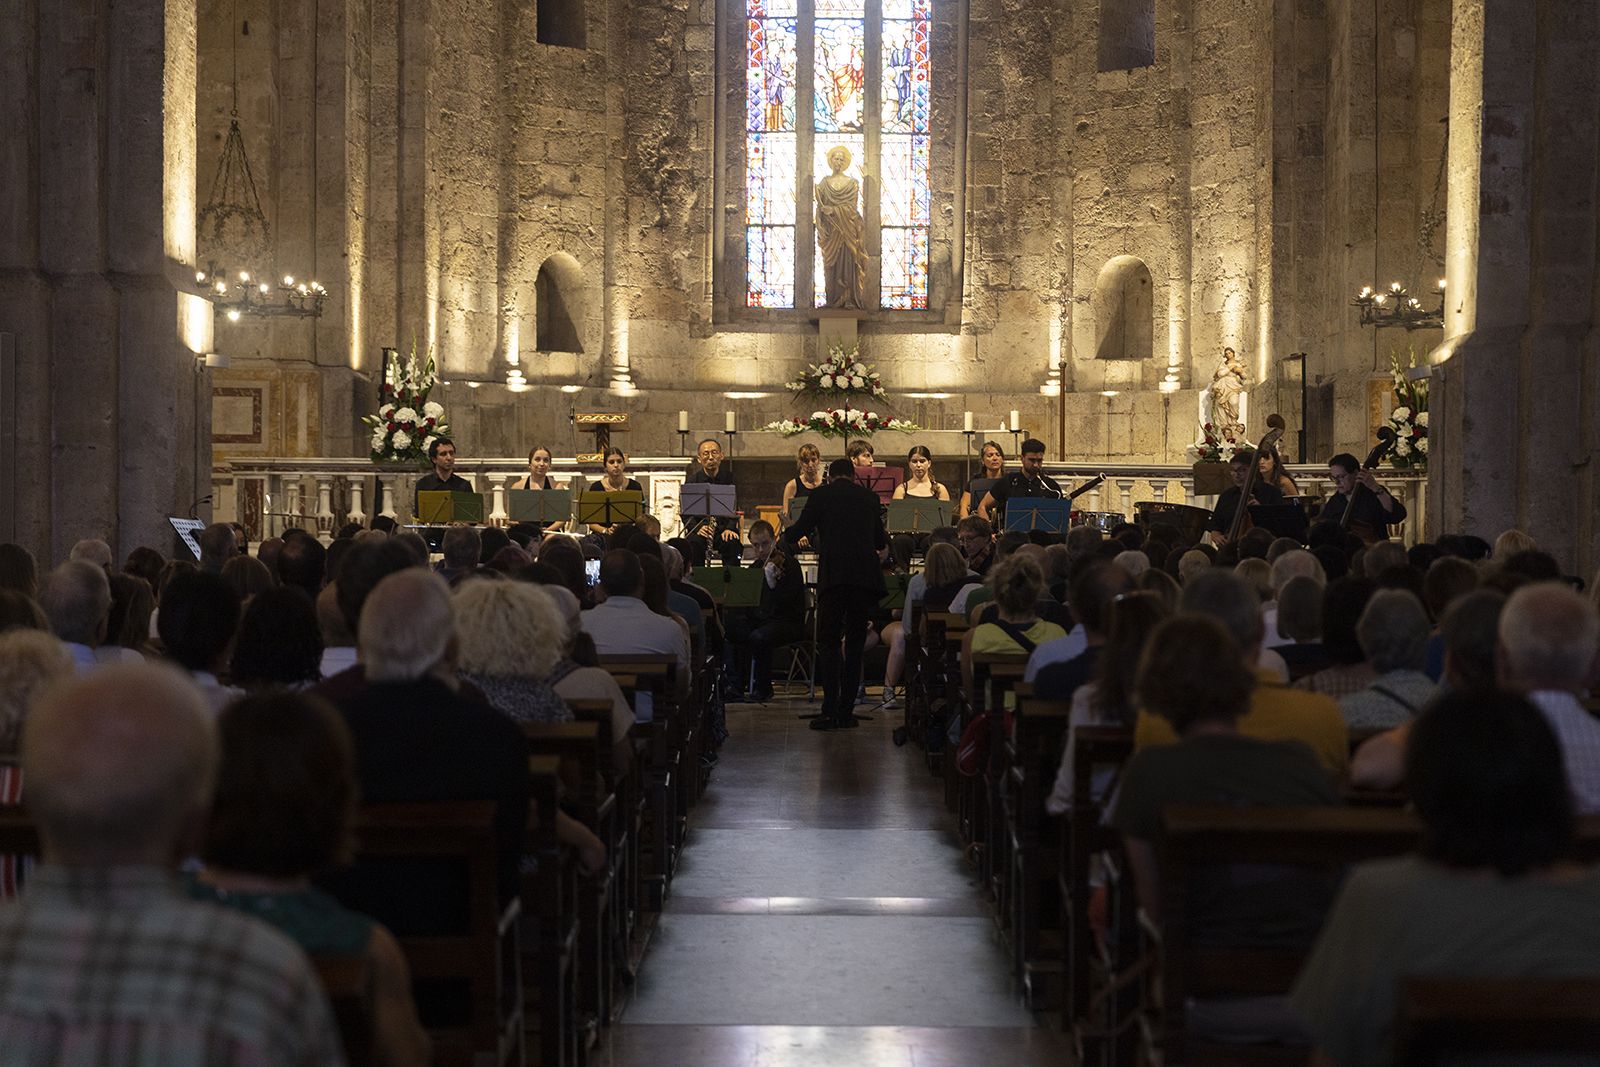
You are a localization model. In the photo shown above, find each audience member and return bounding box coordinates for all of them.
[0,628,72,776]
[121,546,164,591]
[1499,582,1600,813]
[323,537,355,585]
[392,530,431,568]
[277,533,328,597]
[39,561,142,674]
[105,573,155,653]
[1029,561,1131,699]
[315,584,357,679]
[189,691,430,1065]
[256,536,286,579]
[1136,570,1349,775]
[630,534,704,646]
[955,515,996,579]
[0,663,340,1061]
[1272,575,1328,679]
[537,537,590,606]
[1113,550,1150,579]
[230,586,324,691]
[1293,690,1600,1067]
[1262,549,1327,646]
[581,551,691,718]
[962,554,1066,698]
[477,525,511,564]
[221,554,275,600]
[157,571,244,714]
[1293,576,1377,698]
[0,591,47,633]
[1133,567,1180,611]
[0,543,38,598]
[1491,527,1537,563]
[1421,554,1478,628]
[197,522,238,574]
[453,579,573,724]
[436,526,482,584]
[1499,548,1563,586]
[1177,548,1211,585]
[315,538,420,701]
[881,542,969,702]
[1339,589,1436,729]
[1235,557,1272,602]
[68,538,113,573]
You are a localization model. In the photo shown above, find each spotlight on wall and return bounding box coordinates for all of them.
[724,391,774,399]
[559,385,584,394]
[904,392,953,400]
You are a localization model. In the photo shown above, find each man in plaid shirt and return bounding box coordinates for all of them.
[0,662,342,1065]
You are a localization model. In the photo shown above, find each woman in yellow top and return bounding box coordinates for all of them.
[960,553,1066,702]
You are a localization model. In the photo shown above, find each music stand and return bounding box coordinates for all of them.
[416,490,485,524]
[689,564,763,608]
[854,466,903,504]
[508,487,573,525]
[1003,499,1072,534]
[681,484,738,524]
[576,489,644,528]
[1247,501,1309,541]
[879,572,911,610]
[167,517,204,561]
[885,499,952,533]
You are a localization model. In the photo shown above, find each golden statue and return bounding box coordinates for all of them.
[815,146,868,309]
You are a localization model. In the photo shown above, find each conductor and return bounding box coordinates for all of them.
[784,458,889,730]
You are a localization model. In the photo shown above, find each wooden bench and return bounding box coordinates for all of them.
[967,653,1030,907]
[599,656,682,913]
[1396,976,1600,1064]
[1007,697,1073,1008]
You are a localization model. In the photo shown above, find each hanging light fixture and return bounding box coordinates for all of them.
[1353,118,1448,331]
[195,1,326,319]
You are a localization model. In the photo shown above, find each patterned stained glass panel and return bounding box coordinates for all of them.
[747,225,796,308]
[814,0,861,15]
[746,132,797,225]
[748,0,796,16]
[812,132,865,307]
[880,227,929,310]
[880,19,931,134]
[882,0,931,19]
[746,17,797,132]
[813,19,865,132]
[880,136,931,226]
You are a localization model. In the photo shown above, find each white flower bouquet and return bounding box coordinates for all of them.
[765,408,918,440]
[1386,347,1429,469]
[785,342,889,400]
[364,341,450,466]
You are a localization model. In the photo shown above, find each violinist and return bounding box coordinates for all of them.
[1320,452,1407,540]
[1207,449,1283,545]
[721,519,806,703]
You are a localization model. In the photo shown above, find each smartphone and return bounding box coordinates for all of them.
[585,559,601,587]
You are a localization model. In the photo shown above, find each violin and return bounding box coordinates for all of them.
[1340,427,1397,545]
[1224,414,1288,545]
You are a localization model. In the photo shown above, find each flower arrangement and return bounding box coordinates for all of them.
[767,409,919,439]
[1386,346,1429,469]
[365,341,450,466]
[785,342,889,399]
[1185,422,1241,463]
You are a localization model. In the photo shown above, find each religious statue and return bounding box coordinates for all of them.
[815,146,868,309]
[1206,346,1248,440]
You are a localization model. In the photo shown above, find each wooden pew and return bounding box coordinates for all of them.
[598,656,681,913]
[967,653,1030,908]
[311,954,377,1067]
[1007,697,1073,1008]
[353,801,526,1067]
[564,697,631,1022]
[1396,977,1600,1064]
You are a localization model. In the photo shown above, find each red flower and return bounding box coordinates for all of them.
[388,422,397,431]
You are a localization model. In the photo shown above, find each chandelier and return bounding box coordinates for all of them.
[1353,117,1448,331]
[194,3,326,320]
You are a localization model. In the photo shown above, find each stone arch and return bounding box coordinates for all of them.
[535,253,585,354]
[1098,0,1155,72]
[1092,255,1154,361]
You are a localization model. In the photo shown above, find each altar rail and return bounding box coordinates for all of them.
[214,458,1429,546]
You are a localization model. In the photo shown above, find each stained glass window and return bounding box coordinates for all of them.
[742,0,934,311]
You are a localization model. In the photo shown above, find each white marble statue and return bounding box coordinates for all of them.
[1199,346,1249,441]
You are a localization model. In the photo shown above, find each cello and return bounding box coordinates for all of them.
[1223,414,1288,545]
[1338,427,1397,545]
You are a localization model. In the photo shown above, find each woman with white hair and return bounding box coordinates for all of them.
[452,580,572,724]
[518,576,635,775]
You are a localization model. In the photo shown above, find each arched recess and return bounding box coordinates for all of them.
[535,253,585,354]
[1092,255,1154,361]
[1098,0,1155,72]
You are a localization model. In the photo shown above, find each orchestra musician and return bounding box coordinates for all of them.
[1207,448,1283,545]
[976,438,1061,524]
[684,438,743,566]
[1258,446,1301,497]
[957,441,1006,519]
[1319,452,1408,540]
[781,443,825,525]
[413,437,472,518]
[510,445,567,533]
[587,447,644,537]
[890,444,950,571]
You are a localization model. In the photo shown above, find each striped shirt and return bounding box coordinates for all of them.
[1530,690,1600,815]
[0,865,342,1065]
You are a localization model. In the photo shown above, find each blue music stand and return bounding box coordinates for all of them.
[1003,500,1072,534]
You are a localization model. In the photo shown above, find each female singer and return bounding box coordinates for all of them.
[781,443,825,524]
[890,444,950,571]
[957,441,1006,519]
[892,444,951,502]
[587,447,644,536]
[1257,446,1300,497]
[511,445,566,532]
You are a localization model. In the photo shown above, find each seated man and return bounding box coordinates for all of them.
[1135,570,1349,776]
[1338,589,1437,729]
[435,525,481,584]
[38,560,142,675]
[0,663,339,1063]
[1498,582,1600,813]
[1292,690,1600,1067]
[722,520,805,702]
[580,550,692,719]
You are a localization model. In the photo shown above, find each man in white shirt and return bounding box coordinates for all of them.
[581,550,691,721]
[1499,582,1600,813]
[37,561,142,675]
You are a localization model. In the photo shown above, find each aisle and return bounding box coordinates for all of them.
[599,696,1073,1066]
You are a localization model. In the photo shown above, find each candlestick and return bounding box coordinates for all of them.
[963,410,974,433]
[725,410,736,433]
[677,429,690,457]
[678,410,689,433]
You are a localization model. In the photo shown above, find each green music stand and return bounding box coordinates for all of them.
[690,564,763,607]
[886,499,951,533]
[576,489,644,528]
[508,487,573,524]
[879,572,911,610]
[416,490,486,524]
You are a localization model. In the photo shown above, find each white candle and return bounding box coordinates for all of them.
[725,410,736,433]
[963,411,974,433]
[678,410,689,432]
[1010,410,1021,432]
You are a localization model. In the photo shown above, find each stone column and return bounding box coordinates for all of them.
[0,0,204,564]
[1429,0,1600,575]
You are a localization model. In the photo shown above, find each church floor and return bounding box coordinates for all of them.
[597,693,1074,1066]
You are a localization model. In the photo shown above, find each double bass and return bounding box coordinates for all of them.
[1223,414,1288,545]
[1338,427,1397,545]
